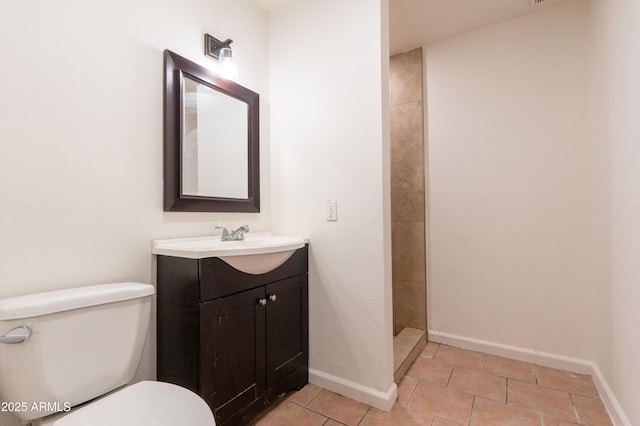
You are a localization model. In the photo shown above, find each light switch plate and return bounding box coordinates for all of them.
[327,200,338,221]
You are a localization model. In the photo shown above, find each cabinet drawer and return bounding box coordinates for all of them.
[199,245,308,301]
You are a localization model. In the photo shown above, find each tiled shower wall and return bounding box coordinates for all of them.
[390,48,427,336]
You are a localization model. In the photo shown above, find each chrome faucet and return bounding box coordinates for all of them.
[215,225,249,241]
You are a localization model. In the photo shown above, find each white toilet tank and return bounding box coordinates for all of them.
[0,283,154,422]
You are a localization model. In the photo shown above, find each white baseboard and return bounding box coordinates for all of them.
[590,363,632,426]
[308,368,397,412]
[428,329,631,426]
[428,330,592,374]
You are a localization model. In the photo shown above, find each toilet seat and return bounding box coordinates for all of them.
[44,381,215,425]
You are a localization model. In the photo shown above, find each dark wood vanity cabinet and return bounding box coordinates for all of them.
[157,246,308,426]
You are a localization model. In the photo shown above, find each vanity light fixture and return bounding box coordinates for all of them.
[204,33,238,80]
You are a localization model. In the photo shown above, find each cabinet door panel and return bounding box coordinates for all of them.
[200,287,266,423]
[265,275,308,387]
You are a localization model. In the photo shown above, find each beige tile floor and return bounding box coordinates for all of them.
[253,342,613,426]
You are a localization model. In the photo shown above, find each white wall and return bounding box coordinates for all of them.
[589,0,640,424]
[417,0,640,422]
[426,1,594,361]
[268,0,396,409]
[0,1,268,424]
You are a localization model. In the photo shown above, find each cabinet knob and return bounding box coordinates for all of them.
[269,294,277,302]
[258,298,267,306]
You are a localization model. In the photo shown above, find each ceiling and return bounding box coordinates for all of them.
[252,0,573,55]
[252,0,297,12]
[389,0,572,55]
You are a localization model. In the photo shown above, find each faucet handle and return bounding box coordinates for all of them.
[215,226,232,241]
[230,225,249,241]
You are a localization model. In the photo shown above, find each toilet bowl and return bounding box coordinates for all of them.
[40,381,213,426]
[0,283,214,425]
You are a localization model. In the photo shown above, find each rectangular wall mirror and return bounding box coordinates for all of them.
[164,50,260,212]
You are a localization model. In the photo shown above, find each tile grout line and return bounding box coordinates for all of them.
[355,406,371,426]
[301,389,336,424]
[445,364,455,387]
[505,376,509,405]
[306,388,323,407]
[431,342,442,359]
[467,395,478,426]
[518,372,601,399]
[403,376,420,406]
[569,393,582,425]
[304,404,336,425]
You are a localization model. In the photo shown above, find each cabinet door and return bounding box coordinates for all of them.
[265,275,308,387]
[200,287,266,423]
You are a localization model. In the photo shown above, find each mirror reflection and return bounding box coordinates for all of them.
[181,76,248,199]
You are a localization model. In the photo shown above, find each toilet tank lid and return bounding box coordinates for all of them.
[0,283,155,320]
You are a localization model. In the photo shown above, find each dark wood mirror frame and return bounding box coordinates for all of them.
[164,50,260,212]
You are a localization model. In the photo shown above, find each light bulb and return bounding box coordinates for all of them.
[217,47,238,80]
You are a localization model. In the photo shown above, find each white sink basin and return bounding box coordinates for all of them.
[152,233,306,274]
